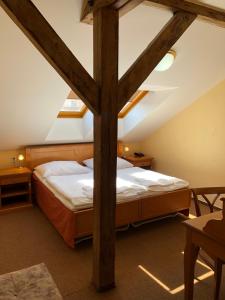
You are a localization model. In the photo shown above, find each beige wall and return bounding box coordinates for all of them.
[122,142,141,157]
[140,79,225,190]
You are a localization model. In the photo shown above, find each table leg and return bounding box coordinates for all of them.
[214,258,222,300]
[28,180,32,203]
[184,230,199,300]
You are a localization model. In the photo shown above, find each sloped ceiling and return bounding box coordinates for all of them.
[0,0,225,150]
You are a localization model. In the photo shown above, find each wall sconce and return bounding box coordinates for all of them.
[18,154,25,168]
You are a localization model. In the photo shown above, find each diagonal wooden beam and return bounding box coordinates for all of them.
[0,0,99,114]
[81,0,143,24]
[146,0,225,26]
[118,11,196,111]
[89,0,138,10]
[90,0,118,8]
[116,0,144,17]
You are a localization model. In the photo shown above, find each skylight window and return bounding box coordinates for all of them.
[61,99,85,112]
[57,91,87,118]
[118,90,149,118]
[57,90,148,119]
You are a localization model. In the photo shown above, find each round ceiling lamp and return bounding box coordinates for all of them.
[154,50,176,72]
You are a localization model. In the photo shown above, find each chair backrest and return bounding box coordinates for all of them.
[191,187,225,217]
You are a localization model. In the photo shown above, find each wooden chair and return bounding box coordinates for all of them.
[191,187,225,300]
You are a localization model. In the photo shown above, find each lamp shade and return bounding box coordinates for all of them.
[155,50,176,72]
[18,154,24,161]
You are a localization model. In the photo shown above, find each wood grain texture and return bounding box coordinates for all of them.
[91,0,137,10]
[93,6,119,291]
[0,167,32,213]
[82,0,225,26]
[115,0,143,14]
[0,167,31,177]
[184,212,224,300]
[118,11,196,110]
[25,143,123,170]
[126,155,153,168]
[204,198,225,245]
[81,0,143,24]
[146,0,225,26]
[75,189,191,236]
[0,0,99,114]
[191,187,225,217]
[80,0,93,24]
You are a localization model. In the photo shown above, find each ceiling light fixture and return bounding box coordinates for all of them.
[154,50,176,72]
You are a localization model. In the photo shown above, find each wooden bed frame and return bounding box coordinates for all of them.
[26,143,191,248]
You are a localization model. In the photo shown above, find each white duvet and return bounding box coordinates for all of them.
[126,168,188,191]
[44,167,189,210]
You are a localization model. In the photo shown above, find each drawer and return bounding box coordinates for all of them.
[0,176,30,185]
[134,161,151,167]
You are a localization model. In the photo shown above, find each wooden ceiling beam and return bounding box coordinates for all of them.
[67,90,79,99]
[146,0,225,25]
[81,0,143,24]
[118,11,196,111]
[0,0,99,114]
[89,0,118,9]
[89,0,140,10]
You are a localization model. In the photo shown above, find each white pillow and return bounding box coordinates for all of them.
[83,158,94,169]
[117,157,134,169]
[83,157,133,169]
[35,161,91,178]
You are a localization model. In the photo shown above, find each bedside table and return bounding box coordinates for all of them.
[0,167,32,213]
[126,156,154,169]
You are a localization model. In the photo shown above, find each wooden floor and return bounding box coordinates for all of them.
[0,201,224,300]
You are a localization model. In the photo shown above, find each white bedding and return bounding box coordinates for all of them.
[125,168,188,191]
[34,167,189,211]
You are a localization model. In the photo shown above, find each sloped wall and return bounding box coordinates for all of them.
[140,79,225,191]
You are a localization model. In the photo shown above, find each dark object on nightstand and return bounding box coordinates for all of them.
[0,167,32,213]
[134,152,145,158]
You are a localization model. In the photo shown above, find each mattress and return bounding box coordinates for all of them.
[34,167,189,212]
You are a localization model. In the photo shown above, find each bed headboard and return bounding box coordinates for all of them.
[25,142,123,169]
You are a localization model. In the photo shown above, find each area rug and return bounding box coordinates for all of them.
[0,263,63,300]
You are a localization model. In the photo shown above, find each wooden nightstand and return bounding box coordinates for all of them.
[0,167,32,213]
[126,156,154,169]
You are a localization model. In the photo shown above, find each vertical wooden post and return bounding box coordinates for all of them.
[93,6,119,291]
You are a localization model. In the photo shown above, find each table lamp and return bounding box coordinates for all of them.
[123,146,129,158]
[18,154,25,168]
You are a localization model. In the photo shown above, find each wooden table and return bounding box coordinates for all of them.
[183,211,225,300]
[125,156,154,169]
[0,167,32,213]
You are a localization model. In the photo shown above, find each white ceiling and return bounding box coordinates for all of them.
[201,0,225,9]
[0,0,225,150]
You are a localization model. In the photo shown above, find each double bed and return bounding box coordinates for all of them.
[26,143,191,248]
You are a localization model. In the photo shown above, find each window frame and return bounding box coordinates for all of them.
[57,90,149,119]
[118,90,149,118]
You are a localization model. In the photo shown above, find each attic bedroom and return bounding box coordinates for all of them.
[0,0,225,299]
